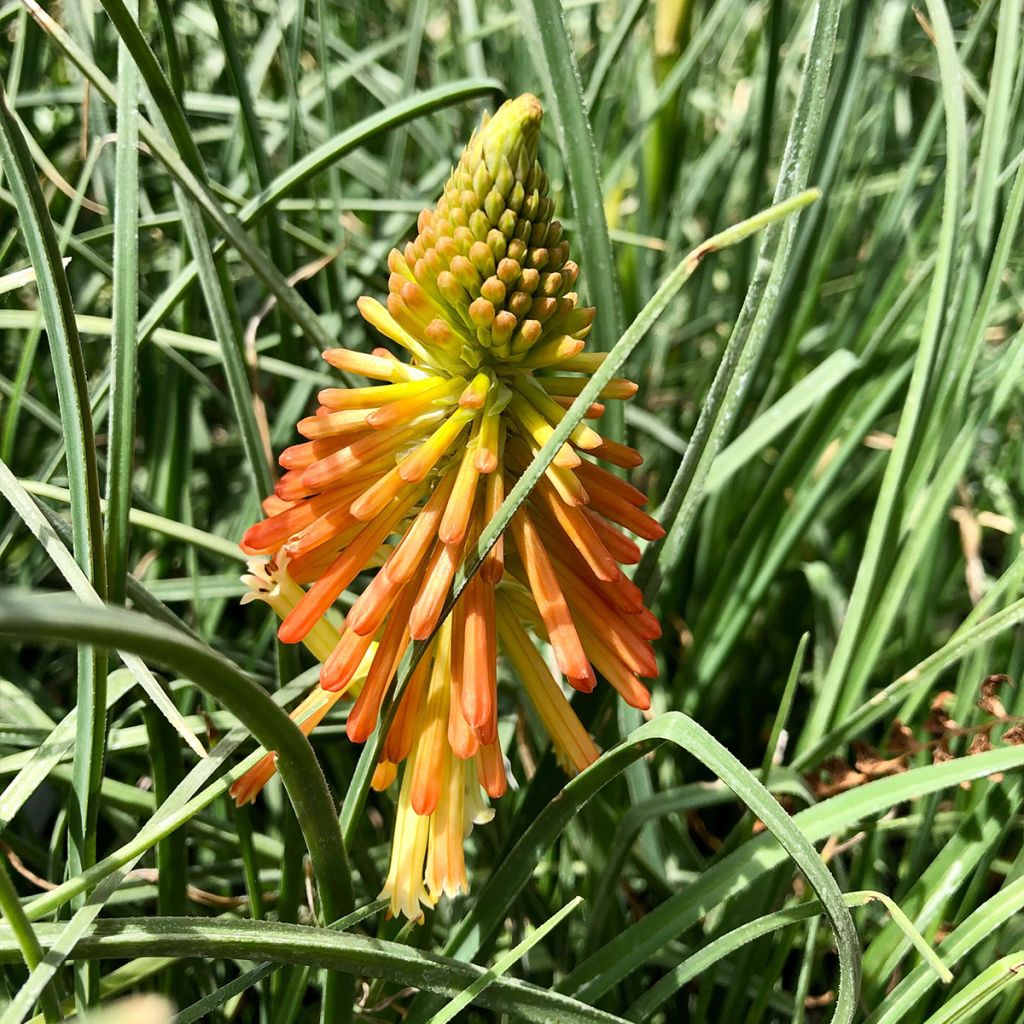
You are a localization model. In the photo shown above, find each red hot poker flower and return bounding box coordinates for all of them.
[233,93,663,920]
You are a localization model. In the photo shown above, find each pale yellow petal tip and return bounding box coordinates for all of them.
[485,93,542,136]
[240,556,277,606]
[475,93,544,178]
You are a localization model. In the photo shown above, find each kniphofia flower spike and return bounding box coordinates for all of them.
[233,93,663,921]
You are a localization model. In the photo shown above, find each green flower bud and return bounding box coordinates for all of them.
[374,93,594,372]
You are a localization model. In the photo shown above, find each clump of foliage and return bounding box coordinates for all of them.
[0,0,1022,1022]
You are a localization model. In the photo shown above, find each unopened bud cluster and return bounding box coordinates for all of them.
[384,93,593,370]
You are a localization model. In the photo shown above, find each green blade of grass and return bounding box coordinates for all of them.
[0,859,61,1023]
[803,0,969,742]
[427,896,584,1024]
[0,917,629,1024]
[867,877,1024,1024]
[627,888,951,1021]
[0,461,207,757]
[0,77,110,1011]
[167,900,390,1024]
[0,593,350,1024]
[917,952,1024,1024]
[557,744,1024,1002]
[637,0,842,596]
[103,0,140,606]
[518,0,624,361]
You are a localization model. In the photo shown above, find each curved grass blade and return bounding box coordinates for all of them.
[430,728,1020,1008]
[584,768,815,953]
[427,896,584,1024]
[0,462,206,758]
[0,860,61,1023]
[0,918,630,1024]
[559,746,1024,1003]
[918,952,1024,1024]
[627,889,951,1021]
[867,877,1024,1024]
[167,900,389,1024]
[0,592,350,1024]
[18,671,320,923]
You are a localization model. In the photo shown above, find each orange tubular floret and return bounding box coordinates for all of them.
[322,347,415,381]
[302,420,435,492]
[242,500,318,556]
[371,759,398,791]
[574,459,649,506]
[282,506,363,561]
[230,687,347,805]
[477,739,507,798]
[583,509,642,565]
[346,572,421,741]
[438,441,481,547]
[517,380,603,452]
[261,495,291,516]
[520,335,584,368]
[551,395,605,419]
[590,650,652,710]
[409,538,462,640]
[244,476,377,555]
[344,563,404,636]
[320,626,377,692]
[585,437,644,470]
[528,476,619,582]
[230,757,280,807]
[297,408,373,440]
[562,582,658,678]
[481,468,505,584]
[384,474,456,584]
[635,606,663,640]
[275,468,318,503]
[538,376,638,400]
[384,655,432,764]
[546,540,646,616]
[367,377,463,430]
[278,487,421,644]
[508,436,588,507]
[398,415,472,484]
[506,394,580,470]
[409,627,452,815]
[350,466,414,522]
[279,435,349,471]
[553,352,606,374]
[286,538,348,585]
[474,408,503,473]
[448,598,480,758]
[586,486,665,542]
[495,600,599,773]
[508,509,590,683]
[462,575,497,743]
[318,379,435,410]
[549,462,588,507]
